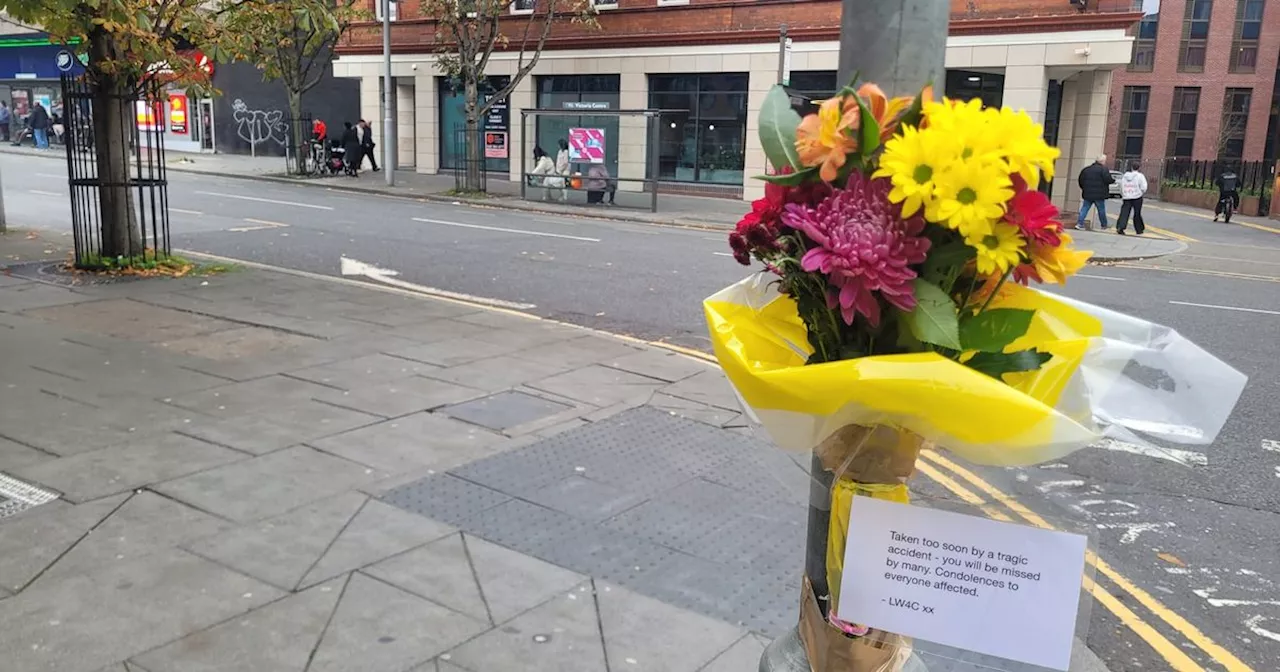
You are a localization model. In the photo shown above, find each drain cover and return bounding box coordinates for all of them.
[0,472,59,520]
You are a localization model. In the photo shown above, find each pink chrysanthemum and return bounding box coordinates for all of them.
[782,174,931,326]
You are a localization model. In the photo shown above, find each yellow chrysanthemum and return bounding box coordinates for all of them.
[991,107,1060,187]
[967,222,1026,277]
[1027,232,1092,284]
[924,97,1002,162]
[927,157,1013,236]
[872,125,959,217]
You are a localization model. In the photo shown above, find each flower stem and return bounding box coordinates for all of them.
[978,271,1011,314]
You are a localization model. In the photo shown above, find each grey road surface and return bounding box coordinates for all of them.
[4,152,1279,671]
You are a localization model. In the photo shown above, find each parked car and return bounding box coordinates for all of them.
[1109,170,1123,198]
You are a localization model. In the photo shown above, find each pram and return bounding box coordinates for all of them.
[326,139,351,175]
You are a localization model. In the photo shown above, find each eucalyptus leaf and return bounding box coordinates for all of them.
[960,308,1036,353]
[759,85,803,172]
[902,279,961,350]
[965,349,1053,380]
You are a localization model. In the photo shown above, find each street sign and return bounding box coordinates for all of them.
[55,50,75,72]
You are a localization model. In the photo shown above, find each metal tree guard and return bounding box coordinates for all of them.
[61,73,171,267]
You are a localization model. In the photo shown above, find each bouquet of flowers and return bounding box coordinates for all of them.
[705,80,1246,671]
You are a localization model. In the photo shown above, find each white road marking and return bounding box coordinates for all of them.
[1262,439,1280,453]
[170,208,203,216]
[1245,616,1280,643]
[339,256,536,310]
[713,252,734,257]
[195,191,334,211]
[1169,300,1280,316]
[1036,479,1084,492]
[228,218,289,233]
[1093,437,1208,467]
[1095,521,1175,544]
[1075,273,1127,281]
[1072,499,1140,517]
[411,217,600,242]
[28,189,62,197]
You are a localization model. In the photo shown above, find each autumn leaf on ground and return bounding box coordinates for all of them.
[1157,552,1185,567]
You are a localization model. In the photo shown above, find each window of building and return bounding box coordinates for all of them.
[1219,88,1252,160]
[592,0,617,9]
[786,71,838,101]
[657,0,689,6]
[438,76,510,173]
[1166,87,1200,158]
[375,0,398,21]
[944,70,1005,108]
[1115,86,1150,162]
[511,0,535,14]
[1179,0,1212,72]
[1230,0,1264,73]
[648,73,748,185]
[535,75,621,176]
[1129,13,1159,71]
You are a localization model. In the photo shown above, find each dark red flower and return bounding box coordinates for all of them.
[728,232,751,265]
[1012,262,1041,285]
[1003,181,1062,247]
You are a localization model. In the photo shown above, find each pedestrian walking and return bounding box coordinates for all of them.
[1116,160,1147,236]
[340,121,361,177]
[359,119,379,172]
[0,102,10,142]
[1076,154,1114,231]
[27,102,50,150]
[530,145,563,201]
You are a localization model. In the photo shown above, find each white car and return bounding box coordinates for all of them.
[1108,170,1123,198]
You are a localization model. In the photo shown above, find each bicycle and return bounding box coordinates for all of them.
[1216,193,1236,223]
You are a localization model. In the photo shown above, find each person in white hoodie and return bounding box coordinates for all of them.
[1116,160,1148,236]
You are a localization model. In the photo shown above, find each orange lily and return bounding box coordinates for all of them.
[855,83,918,141]
[1026,233,1092,284]
[796,96,859,182]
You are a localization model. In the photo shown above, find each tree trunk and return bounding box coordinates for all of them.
[464,76,483,192]
[89,32,142,260]
[287,88,307,175]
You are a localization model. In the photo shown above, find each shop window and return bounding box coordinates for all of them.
[1218,88,1252,160]
[786,71,838,102]
[1129,13,1159,72]
[438,75,511,173]
[511,0,535,14]
[1230,0,1264,73]
[1115,86,1150,162]
[1178,0,1212,73]
[1166,87,1200,158]
[648,73,748,185]
[944,70,1004,109]
[535,75,620,176]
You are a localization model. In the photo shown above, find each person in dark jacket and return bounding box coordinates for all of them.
[1076,154,1115,231]
[27,102,50,149]
[1214,169,1239,222]
[340,121,362,176]
[359,119,379,172]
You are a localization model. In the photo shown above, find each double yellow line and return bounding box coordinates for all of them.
[917,450,1253,672]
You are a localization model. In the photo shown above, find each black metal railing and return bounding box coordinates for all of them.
[450,124,488,193]
[61,73,170,268]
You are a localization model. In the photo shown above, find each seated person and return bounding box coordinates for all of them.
[584,163,616,205]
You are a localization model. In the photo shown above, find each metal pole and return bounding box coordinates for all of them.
[649,113,659,213]
[382,0,395,186]
[777,25,790,86]
[0,163,6,233]
[759,1,949,670]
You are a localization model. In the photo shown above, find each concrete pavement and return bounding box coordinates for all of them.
[0,228,1122,672]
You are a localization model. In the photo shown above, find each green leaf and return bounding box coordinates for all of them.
[965,349,1053,380]
[921,240,974,287]
[755,167,818,186]
[759,85,803,171]
[959,308,1036,353]
[855,93,880,156]
[901,279,961,350]
[898,80,933,129]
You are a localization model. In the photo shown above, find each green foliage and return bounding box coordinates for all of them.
[964,349,1053,380]
[902,279,961,351]
[959,308,1036,353]
[759,85,803,171]
[217,0,362,97]
[757,167,818,186]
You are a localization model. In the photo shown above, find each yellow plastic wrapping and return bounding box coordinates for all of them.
[827,481,909,614]
[704,273,1246,467]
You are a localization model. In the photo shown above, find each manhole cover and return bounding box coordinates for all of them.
[0,472,60,520]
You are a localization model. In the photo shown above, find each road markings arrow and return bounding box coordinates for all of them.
[338,256,536,310]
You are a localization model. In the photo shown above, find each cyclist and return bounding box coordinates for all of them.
[1214,168,1239,222]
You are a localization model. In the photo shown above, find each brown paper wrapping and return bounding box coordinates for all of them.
[800,577,913,672]
[815,424,924,483]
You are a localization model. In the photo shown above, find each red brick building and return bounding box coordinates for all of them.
[336,0,1143,208]
[1107,0,1280,165]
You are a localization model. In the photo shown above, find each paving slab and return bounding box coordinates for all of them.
[0,281,94,312]
[439,390,574,431]
[308,572,488,672]
[164,374,340,418]
[38,491,231,583]
[389,335,528,367]
[701,633,770,672]
[174,413,333,456]
[659,370,743,411]
[423,354,573,391]
[22,298,240,344]
[158,325,320,363]
[0,547,282,672]
[596,581,747,672]
[0,435,56,471]
[364,533,490,623]
[0,494,126,593]
[14,432,245,503]
[153,446,384,523]
[299,499,455,589]
[287,353,440,388]
[313,375,483,418]
[0,400,155,457]
[602,349,712,383]
[130,577,345,672]
[309,411,509,474]
[381,473,513,527]
[183,491,368,591]
[517,335,645,369]
[528,364,665,407]
[649,392,743,428]
[445,583,607,672]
